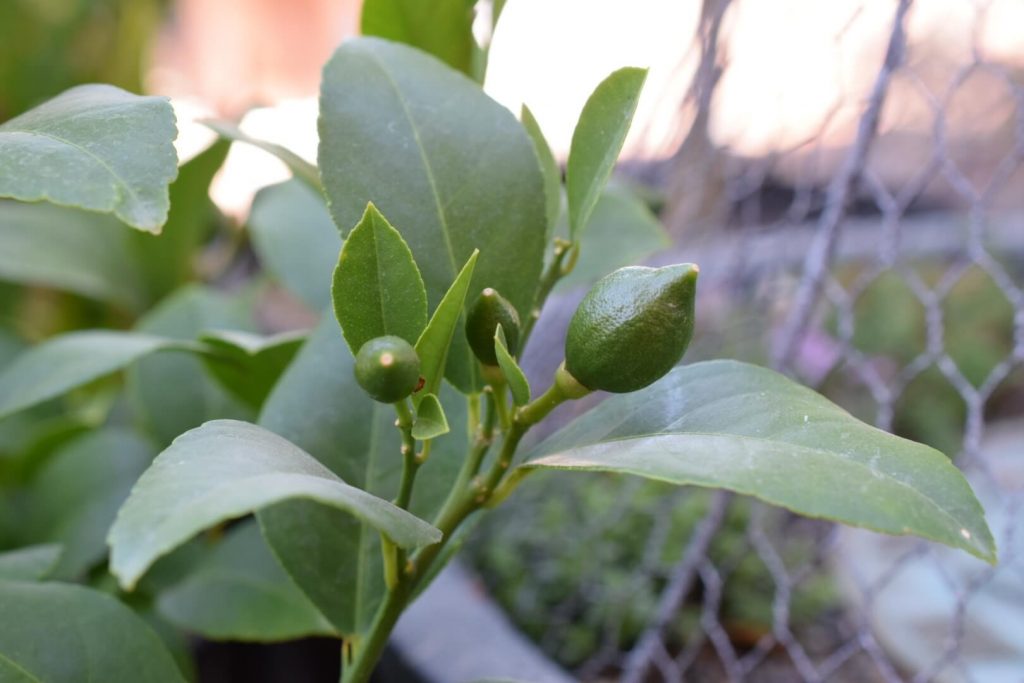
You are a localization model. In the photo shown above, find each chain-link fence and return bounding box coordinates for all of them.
[467,1,1024,680]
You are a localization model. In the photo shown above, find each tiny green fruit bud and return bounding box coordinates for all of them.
[565,264,698,393]
[466,288,520,366]
[354,335,421,403]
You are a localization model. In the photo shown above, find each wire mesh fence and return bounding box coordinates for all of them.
[467,0,1024,680]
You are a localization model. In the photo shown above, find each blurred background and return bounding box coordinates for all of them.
[1,0,1022,681]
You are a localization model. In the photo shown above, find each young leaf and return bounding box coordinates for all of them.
[319,37,547,393]
[0,544,61,581]
[494,324,530,406]
[199,330,307,410]
[202,120,322,193]
[108,419,442,590]
[361,0,477,76]
[156,521,336,641]
[0,580,186,681]
[333,202,428,353]
[26,429,154,579]
[249,180,341,310]
[415,250,478,405]
[412,393,449,440]
[566,67,648,238]
[257,316,468,634]
[521,104,561,240]
[0,84,178,232]
[522,360,996,563]
[0,331,206,421]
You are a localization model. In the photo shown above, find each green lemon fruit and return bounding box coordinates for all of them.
[565,264,698,393]
[354,335,421,403]
[466,288,521,366]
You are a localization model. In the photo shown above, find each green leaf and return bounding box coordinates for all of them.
[0,580,186,682]
[523,360,996,562]
[0,201,146,310]
[557,185,670,291]
[127,285,256,446]
[156,521,336,641]
[332,202,428,353]
[319,37,547,393]
[26,429,154,579]
[257,315,469,634]
[0,331,204,421]
[414,250,478,406]
[0,544,61,581]
[129,139,231,302]
[494,324,530,405]
[0,84,178,232]
[108,419,442,590]
[360,0,477,76]
[412,393,449,440]
[566,67,647,238]
[202,120,321,192]
[200,330,306,410]
[248,180,341,310]
[521,104,561,240]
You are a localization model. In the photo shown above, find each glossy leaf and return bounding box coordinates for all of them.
[333,202,428,352]
[0,201,145,310]
[248,180,340,310]
[0,544,61,581]
[412,393,449,440]
[495,324,530,405]
[200,330,306,410]
[566,67,647,238]
[108,419,442,590]
[361,0,476,75]
[202,119,321,192]
[414,250,478,406]
[523,360,996,562]
[257,315,469,634]
[319,37,547,393]
[127,285,256,446]
[521,104,561,239]
[0,580,186,681]
[27,429,154,579]
[0,331,205,421]
[0,84,178,232]
[157,521,336,641]
[557,185,670,291]
[128,139,231,302]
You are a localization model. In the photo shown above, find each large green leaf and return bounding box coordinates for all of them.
[156,521,336,641]
[0,580,186,682]
[523,360,996,562]
[556,185,670,291]
[257,315,468,634]
[318,37,547,393]
[127,285,256,445]
[248,180,340,310]
[0,84,178,232]
[108,419,442,590]
[566,68,647,238]
[0,545,61,581]
[332,202,428,352]
[0,201,145,310]
[361,0,476,76]
[0,331,204,421]
[128,139,231,302]
[26,428,154,579]
[199,330,306,410]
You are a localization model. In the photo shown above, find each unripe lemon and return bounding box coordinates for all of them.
[565,264,698,393]
[354,336,421,403]
[465,288,520,366]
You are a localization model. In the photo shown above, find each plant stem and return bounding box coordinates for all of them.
[392,399,417,510]
[340,582,410,683]
[520,240,574,346]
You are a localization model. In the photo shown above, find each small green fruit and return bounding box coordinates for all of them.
[466,288,520,366]
[354,336,421,403]
[565,264,698,393]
